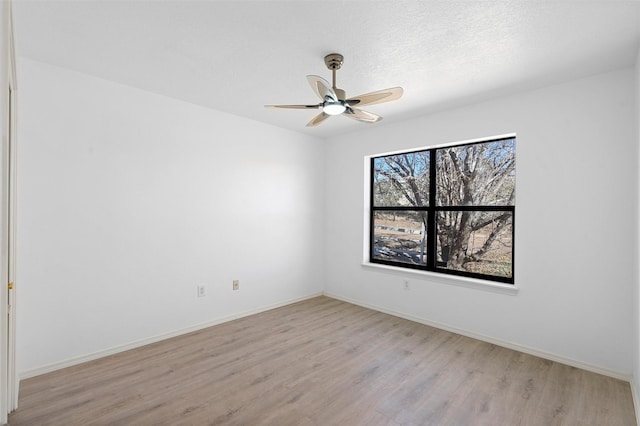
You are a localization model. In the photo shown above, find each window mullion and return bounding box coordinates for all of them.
[369,157,376,262]
[426,148,436,269]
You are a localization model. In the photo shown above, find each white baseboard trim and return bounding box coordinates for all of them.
[324,292,632,383]
[19,292,323,380]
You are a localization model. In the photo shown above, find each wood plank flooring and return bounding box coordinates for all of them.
[9,296,637,425]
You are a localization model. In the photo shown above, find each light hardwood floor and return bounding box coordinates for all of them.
[9,296,637,425]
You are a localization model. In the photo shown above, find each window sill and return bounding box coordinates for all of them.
[361,262,519,295]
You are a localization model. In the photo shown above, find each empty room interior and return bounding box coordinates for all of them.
[2,0,640,424]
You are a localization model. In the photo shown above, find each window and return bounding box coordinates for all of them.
[370,136,515,284]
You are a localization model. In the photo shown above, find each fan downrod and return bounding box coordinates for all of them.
[324,53,343,71]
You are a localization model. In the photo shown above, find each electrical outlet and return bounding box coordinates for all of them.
[403,280,410,291]
[233,280,239,291]
[197,285,205,297]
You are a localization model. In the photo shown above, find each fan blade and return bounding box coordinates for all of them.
[265,104,321,109]
[307,75,338,102]
[344,107,382,124]
[306,112,331,127]
[346,87,403,107]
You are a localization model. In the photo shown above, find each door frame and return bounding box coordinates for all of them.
[2,0,18,421]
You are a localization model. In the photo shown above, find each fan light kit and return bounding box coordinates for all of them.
[265,53,403,127]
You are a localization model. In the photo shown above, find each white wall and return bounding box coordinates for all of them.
[16,58,325,375]
[15,55,639,386]
[324,68,636,377]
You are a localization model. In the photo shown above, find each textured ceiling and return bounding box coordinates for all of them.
[11,0,640,138]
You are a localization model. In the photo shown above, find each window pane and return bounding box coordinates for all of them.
[436,211,513,278]
[436,139,515,206]
[373,152,429,207]
[372,211,427,266]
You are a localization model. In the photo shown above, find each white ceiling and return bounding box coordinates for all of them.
[11,0,640,139]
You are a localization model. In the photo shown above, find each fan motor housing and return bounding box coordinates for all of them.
[324,53,344,70]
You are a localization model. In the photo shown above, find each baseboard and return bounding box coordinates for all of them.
[324,292,632,382]
[19,292,323,380]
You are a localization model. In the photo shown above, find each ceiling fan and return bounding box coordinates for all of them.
[265,53,403,127]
